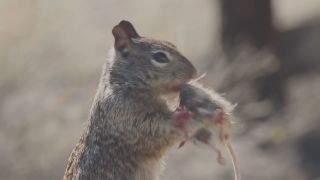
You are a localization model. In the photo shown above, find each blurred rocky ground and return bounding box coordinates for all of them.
[1,0,320,180]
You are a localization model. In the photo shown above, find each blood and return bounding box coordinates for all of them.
[174,111,192,131]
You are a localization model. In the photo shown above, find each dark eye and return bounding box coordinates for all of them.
[152,52,169,63]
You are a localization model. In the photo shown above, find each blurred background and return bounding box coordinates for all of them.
[1,0,320,179]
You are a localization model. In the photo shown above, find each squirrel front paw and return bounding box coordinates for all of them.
[173,110,202,138]
[174,111,192,130]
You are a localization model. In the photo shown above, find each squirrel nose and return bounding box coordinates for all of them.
[182,57,197,79]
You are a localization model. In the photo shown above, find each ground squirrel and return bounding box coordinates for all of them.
[63,20,206,180]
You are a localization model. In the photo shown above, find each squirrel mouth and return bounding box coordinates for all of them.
[166,75,197,93]
[161,85,182,93]
[169,77,196,92]
[170,85,182,92]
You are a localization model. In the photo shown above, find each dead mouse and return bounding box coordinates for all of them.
[178,81,241,180]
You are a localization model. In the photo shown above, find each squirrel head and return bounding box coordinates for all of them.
[109,20,197,94]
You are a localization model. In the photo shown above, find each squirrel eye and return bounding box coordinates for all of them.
[152,52,169,63]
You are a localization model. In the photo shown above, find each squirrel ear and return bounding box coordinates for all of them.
[112,20,140,54]
[112,25,129,51]
[118,20,140,38]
